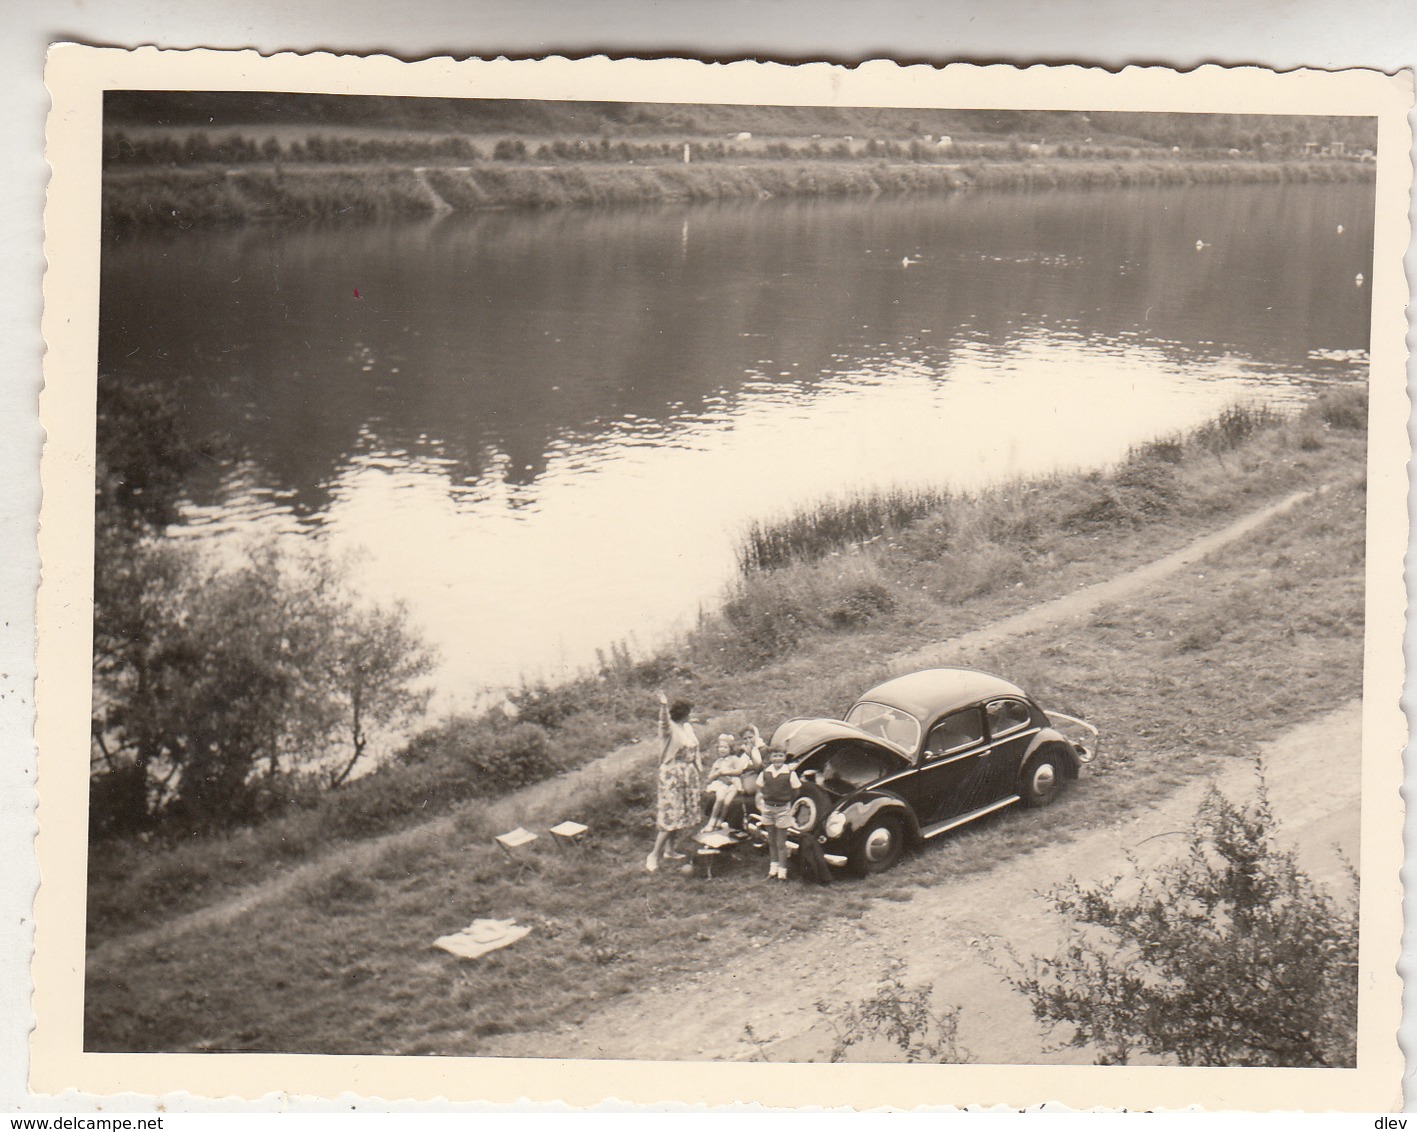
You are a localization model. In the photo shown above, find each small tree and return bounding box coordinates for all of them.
[92,539,436,829]
[323,597,435,788]
[816,961,969,1064]
[91,375,440,833]
[1004,786,1358,1067]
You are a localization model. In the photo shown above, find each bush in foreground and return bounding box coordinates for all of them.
[1001,786,1358,1067]
[816,960,970,1063]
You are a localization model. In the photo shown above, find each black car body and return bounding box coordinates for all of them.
[770,668,1098,875]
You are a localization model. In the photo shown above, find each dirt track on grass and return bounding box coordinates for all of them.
[480,699,1361,1063]
[86,487,1321,975]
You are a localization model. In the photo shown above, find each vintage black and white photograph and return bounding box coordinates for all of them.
[33,50,1410,1109]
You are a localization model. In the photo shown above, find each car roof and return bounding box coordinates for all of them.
[853,668,1028,720]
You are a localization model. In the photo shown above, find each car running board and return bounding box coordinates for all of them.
[920,795,1020,839]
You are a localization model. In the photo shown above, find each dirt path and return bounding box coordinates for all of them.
[480,700,1361,1063]
[895,486,1319,670]
[88,486,1321,970]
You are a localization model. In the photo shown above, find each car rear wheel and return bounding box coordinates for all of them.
[852,813,905,876]
[1021,751,1063,807]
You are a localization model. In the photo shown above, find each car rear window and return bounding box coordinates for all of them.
[986,698,1033,737]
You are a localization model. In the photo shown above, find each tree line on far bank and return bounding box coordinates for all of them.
[103,91,1378,154]
[102,124,1378,172]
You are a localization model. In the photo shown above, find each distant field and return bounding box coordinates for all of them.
[102,92,1379,154]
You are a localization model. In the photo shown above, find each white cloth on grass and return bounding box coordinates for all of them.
[433,918,531,959]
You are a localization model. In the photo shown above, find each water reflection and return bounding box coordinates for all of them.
[100,181,1374,696]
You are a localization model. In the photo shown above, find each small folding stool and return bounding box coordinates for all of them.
[693,848,722,879]
[494,826,539,875]
[691,829,737,879]
[548,820,589,851]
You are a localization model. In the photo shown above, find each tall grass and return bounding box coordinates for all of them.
[739,399,1306,578]
[708,390,1364,669]
[738,486,954,572]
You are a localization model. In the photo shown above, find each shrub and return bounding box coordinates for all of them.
[1314,385,1368,431]
[815,960,970,1063]
[933,542,1028,601]
[88,762,151,840]
[1111,456,1180,518]
[470,722,560,790]
[509,680,590,729]
[1055,477,1132,532]
[824,579,898,628]
[714,561,903,666]
[1191,402,1284,455]
[721,576,810,666]
[401,718,559,794]
[1129,433,1186,465]
[316,718,562,840]
[1002,786,1357,1066]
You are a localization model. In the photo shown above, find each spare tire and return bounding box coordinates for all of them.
[790,781,833,834]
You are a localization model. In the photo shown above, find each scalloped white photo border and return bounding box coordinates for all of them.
[35,46,1414,1110]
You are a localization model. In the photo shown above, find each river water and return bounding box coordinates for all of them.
[99,180,1374,700]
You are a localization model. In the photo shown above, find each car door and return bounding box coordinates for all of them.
[982,697,1041,798]
[907,706,990,824]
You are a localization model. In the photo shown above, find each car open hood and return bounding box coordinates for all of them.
[770,717,910,759]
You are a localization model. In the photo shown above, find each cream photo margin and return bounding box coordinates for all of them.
[35,45,1414,1110]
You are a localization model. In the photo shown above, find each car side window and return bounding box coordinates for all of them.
[986,698,1033,739]
[925,708,985,758]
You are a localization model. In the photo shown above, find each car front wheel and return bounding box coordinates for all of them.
[852,813,905,876]
[1021,751,1063,807]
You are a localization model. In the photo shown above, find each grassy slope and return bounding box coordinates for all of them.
[85,398,1357,940]
[84,398,1363,942]
[84,406,1367,1054]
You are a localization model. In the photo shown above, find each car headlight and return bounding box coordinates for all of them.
[824,812,847,839]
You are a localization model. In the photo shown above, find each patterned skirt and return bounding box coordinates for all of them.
[656,758,702,832]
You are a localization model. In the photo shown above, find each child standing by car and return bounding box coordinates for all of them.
[757,745,800,881]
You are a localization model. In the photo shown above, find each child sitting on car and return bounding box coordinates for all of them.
[699,725,765,833]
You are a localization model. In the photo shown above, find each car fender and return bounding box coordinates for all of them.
[1022,728,1082,780]
[835,793,921,846]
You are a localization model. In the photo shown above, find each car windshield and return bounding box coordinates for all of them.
[844,701,921,752]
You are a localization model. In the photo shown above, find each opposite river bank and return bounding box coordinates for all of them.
[103,156,1373,227]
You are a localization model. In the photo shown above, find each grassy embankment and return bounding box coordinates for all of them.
[85,389,1369,1053]
[102,157,1373,227]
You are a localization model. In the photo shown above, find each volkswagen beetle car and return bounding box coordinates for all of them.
[770,668,1098,876]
